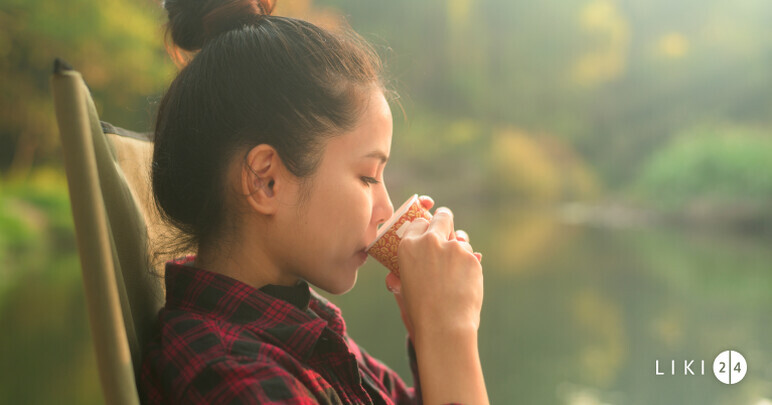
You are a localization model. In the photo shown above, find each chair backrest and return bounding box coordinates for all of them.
[51,58,167,405]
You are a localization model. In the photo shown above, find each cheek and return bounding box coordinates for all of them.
[304,170,373,237]
[306,176,356,227]
[325,180,372,233]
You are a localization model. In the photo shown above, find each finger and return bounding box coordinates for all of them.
[418,195,434,211]
[427,207,454,240]
[385,272,402,294]
[456,240,474,255]
[400,217,431,238]
[456,229,469,242]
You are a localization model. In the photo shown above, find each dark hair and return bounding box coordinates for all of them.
[151,0,387,261]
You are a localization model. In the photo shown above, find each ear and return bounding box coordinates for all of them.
[241,144,283,215]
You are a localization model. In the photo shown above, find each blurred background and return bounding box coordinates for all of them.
[1,0,771,403]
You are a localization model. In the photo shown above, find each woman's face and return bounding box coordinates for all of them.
[275,88,395,294]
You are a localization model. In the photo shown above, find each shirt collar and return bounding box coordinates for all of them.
[163,255,348,362]
[259,280,312,310]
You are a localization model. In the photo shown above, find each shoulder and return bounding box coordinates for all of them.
[154,308,231,356]
[140,309,317,403]
[142,350,319,404]
[148,307,298,361]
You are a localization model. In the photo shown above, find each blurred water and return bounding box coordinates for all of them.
[326,208,772,405]
[2,209,771,404]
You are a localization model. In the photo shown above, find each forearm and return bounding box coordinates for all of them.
[413,327,489,405]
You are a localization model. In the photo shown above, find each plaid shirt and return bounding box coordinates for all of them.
[139,255,454,404]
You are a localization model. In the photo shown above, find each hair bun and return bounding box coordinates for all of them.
[164,0,275,51]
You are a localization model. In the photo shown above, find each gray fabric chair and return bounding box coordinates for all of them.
[51,58,172,405]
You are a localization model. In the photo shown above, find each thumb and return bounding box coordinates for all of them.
[385,272,402,294]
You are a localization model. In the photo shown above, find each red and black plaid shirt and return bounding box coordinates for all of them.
[139,255,450,404]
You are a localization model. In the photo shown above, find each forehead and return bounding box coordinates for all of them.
[324,89,392,160]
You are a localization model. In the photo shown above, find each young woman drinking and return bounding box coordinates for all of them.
[139,1,488,403]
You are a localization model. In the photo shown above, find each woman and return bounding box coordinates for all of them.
[140,0,488,403]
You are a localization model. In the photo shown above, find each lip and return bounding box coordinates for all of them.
[356,250,368,264]
[361,239,376,253]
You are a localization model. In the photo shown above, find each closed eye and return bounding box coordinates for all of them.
[361,176,380,185]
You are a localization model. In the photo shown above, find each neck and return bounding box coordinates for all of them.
[195,237,300,289]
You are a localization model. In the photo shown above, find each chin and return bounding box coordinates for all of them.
[316,269,358,295]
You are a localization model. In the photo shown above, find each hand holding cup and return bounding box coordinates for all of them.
[366,195,482,342]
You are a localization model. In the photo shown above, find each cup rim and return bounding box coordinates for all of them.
[366,193,419,251]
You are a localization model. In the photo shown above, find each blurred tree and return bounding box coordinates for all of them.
[571,0,630,86]
[320,0,772,191]
[0,0,349,180]
[0,0,173,178]
[488,127,600,202]
[3,0,771,204]
[634,125,772,208]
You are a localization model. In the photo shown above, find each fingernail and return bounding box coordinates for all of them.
[456,230,468,240]
[419,195,434,203]
[474,252,482,262]
[436,207,451,216]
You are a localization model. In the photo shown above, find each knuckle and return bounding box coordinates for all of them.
[401,219,429,239]
[449,240,468,253]
[410,218,430,229]
[399,235,419,250]
[423,231,444,246]
[398,237,416,253]
[461,248,481,267]
[451,241,473,253]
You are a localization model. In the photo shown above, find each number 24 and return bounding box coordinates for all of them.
[718,362,742,373]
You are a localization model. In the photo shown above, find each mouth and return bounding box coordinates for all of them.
[356,249,368,264]
[360,230,380,254]
[361,238,376,253]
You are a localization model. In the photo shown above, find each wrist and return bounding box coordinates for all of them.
[412,325,488,405]
[413,322,478,349]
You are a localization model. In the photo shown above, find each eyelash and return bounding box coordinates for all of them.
[361,176,380,186]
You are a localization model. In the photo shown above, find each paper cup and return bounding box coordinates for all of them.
[366,194,432,277]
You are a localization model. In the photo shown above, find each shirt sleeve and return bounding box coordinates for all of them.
[175,357,321,404]
[406,337,423,404]
[346,335,416,404]
[348,335,464,405]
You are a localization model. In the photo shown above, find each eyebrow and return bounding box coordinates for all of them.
[363,150,389,164]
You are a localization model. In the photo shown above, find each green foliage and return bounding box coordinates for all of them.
[0,168,101,404]
[0,168,77,295]
[325,0,772,187]
[0,0,173,174]
[634,126,772,208]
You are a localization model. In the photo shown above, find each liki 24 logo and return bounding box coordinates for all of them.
[655,350,747,384]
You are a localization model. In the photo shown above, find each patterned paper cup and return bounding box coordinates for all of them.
[366,194,433,277]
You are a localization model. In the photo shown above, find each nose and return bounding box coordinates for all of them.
[374,185,394,227]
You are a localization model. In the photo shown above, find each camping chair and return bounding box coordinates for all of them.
[51,58,172,405]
